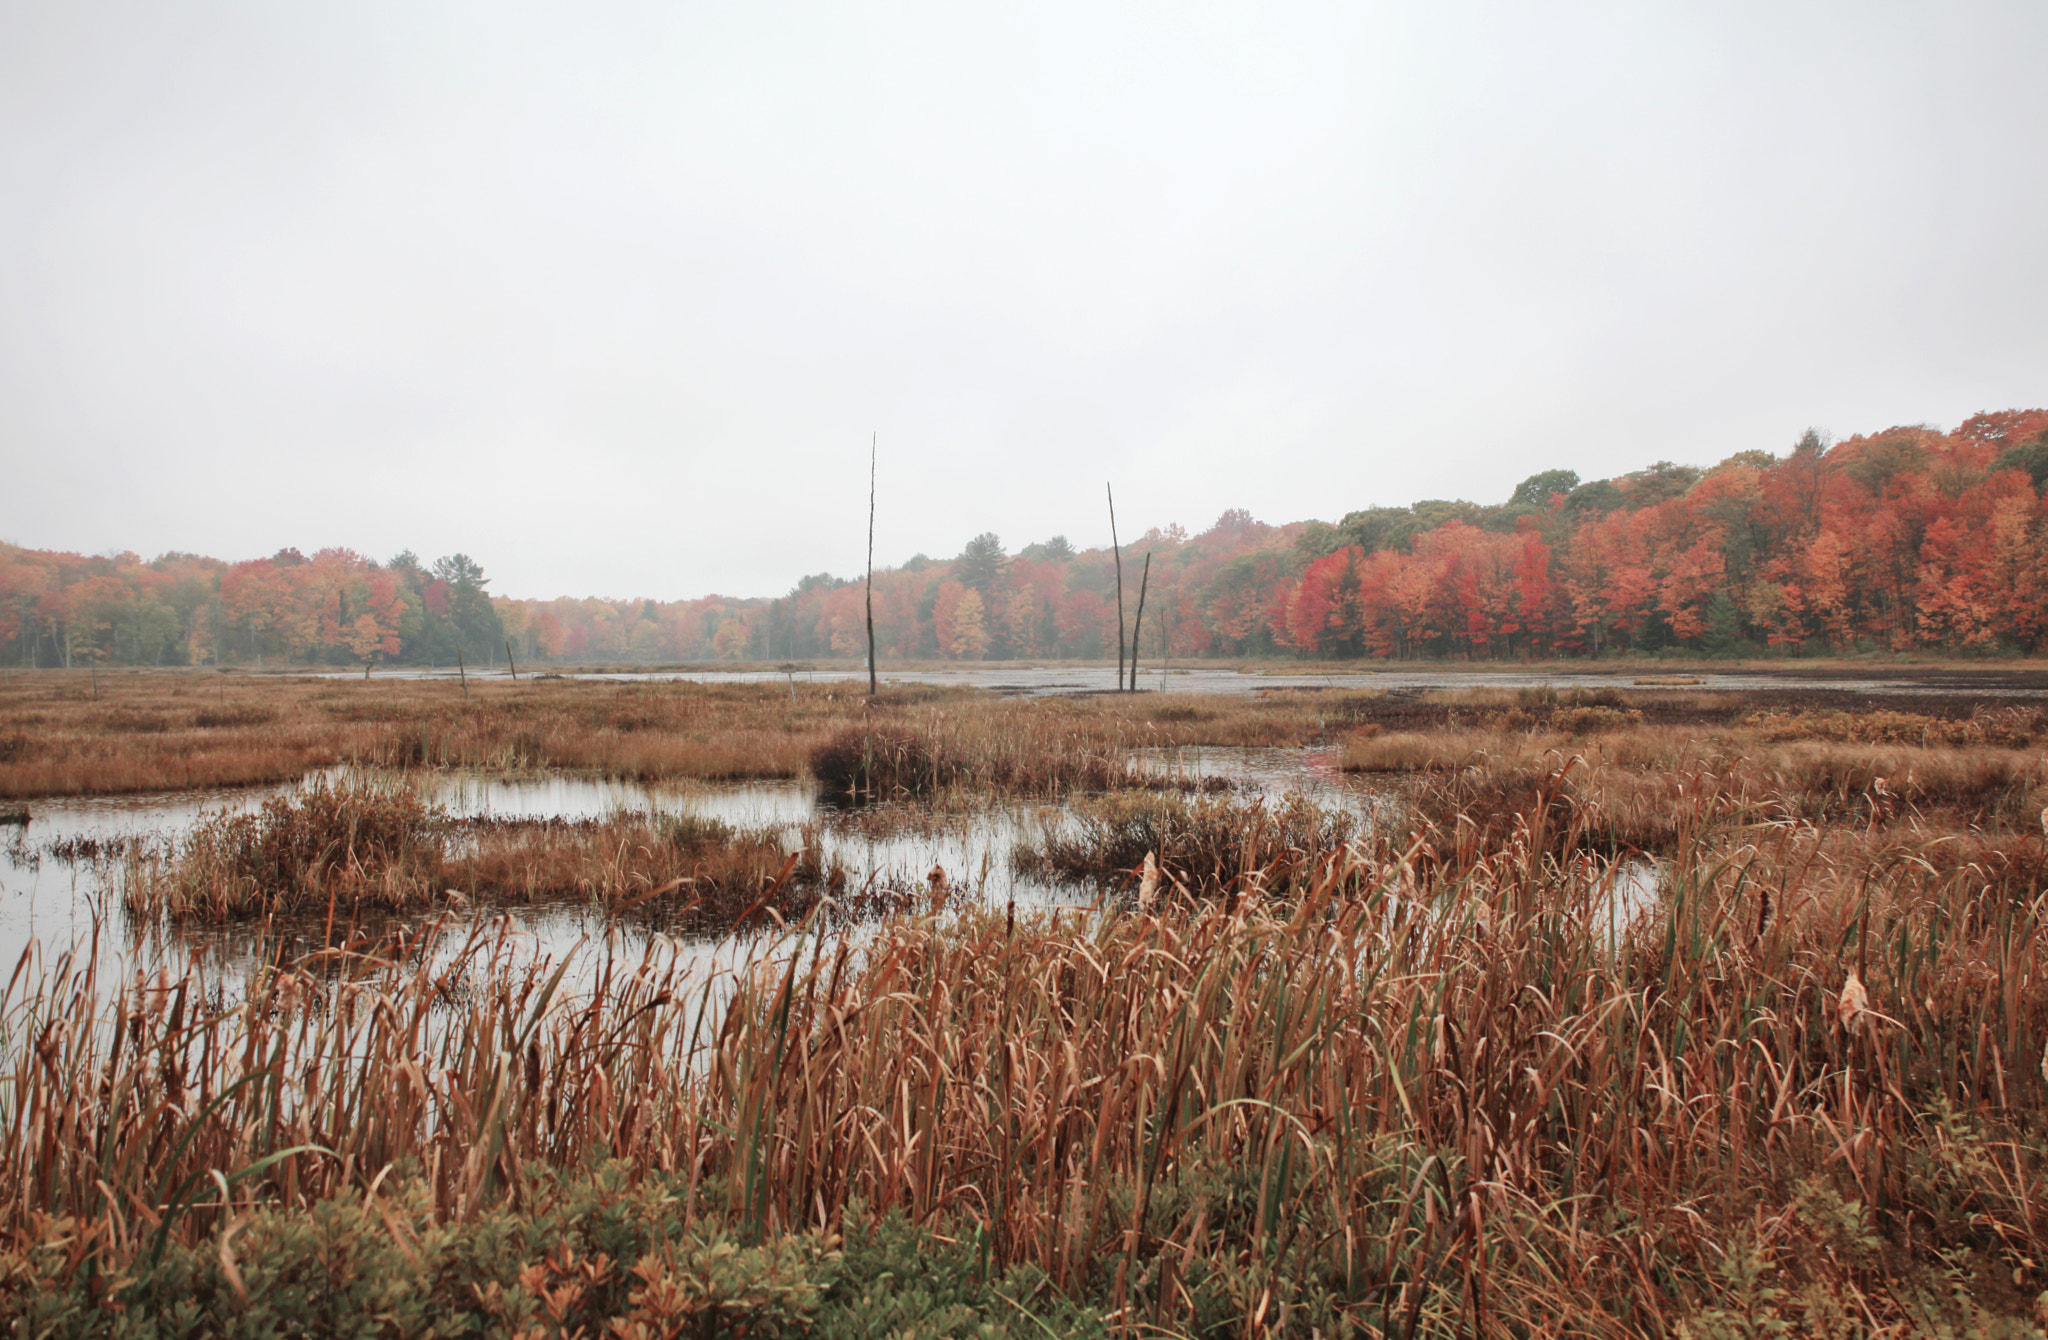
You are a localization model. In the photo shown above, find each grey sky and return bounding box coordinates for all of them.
[2,2,2043,599]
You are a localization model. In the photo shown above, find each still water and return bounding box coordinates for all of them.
[316,661,2027,698]
[1,748,1654,991]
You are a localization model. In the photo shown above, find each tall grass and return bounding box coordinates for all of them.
[809,716,1143,801]
[119,776,447,918]
[13,787,2048,1332]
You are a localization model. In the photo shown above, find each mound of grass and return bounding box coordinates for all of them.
[808,717,1142,802]
[124,776,448,918]
[124,780,844,927]
[1013,791,1358,898]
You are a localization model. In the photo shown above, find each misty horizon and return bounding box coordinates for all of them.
[4,3,2044,600]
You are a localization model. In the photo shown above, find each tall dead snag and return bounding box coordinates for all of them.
[1129,552,1151,691]
[1108,483,1126,692]
[866,433,878,697]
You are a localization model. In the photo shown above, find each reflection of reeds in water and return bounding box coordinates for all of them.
[12,805,2048,1333]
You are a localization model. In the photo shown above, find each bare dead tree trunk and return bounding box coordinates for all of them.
[1129,552,1151,691]
[867,433,878,696]
[1108,483,1125,692]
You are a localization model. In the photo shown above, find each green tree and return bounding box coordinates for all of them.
[1509,469,1579,509]
[1563,479,1626,517]
[1620,460,1702,508]
[1018,535,1075,562]
[1993,433,2048,490]
[956,534,1006,598]
[431,553,505,664]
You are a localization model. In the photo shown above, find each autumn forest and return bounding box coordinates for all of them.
[8,409,2048,670]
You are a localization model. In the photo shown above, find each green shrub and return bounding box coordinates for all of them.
[0,1167,1127,1340]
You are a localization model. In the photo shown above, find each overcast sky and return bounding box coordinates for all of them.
[2,2,2043,599]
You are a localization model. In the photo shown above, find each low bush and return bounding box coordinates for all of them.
[808,717,1142,802]
[0,1166,1113,1339]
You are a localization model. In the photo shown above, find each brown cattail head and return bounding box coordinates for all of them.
[927,863,949,914]
[1838,971,1870,1030]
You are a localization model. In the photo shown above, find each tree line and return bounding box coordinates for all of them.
[0,548,505,671]
[5,408,2046,668]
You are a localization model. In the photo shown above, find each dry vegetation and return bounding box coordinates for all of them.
[0,670,1373,801]
[1013,791,1360,898]
[10,800,2048,1334]
[11,671,2048,1333]
[117,777,858,935]
[8,667,2040,808]
[1342,689,2048,899]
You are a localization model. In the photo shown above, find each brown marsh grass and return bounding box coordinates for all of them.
[1348,702,2048,848]
[450,813,857,936]
[11,797,2048,1333]
[9,669,2038,805]
[0,671,1391,800]
[0,674,347,797]
[1012,791,1359,899]
[119,778,846,929]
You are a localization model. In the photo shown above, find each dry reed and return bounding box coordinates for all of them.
[1012,791,1358,899]
[120,779,848,929]
[10,784,2048,1332]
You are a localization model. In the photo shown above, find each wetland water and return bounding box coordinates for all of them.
[315,662,2048,698]
[5,745,1501,984]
